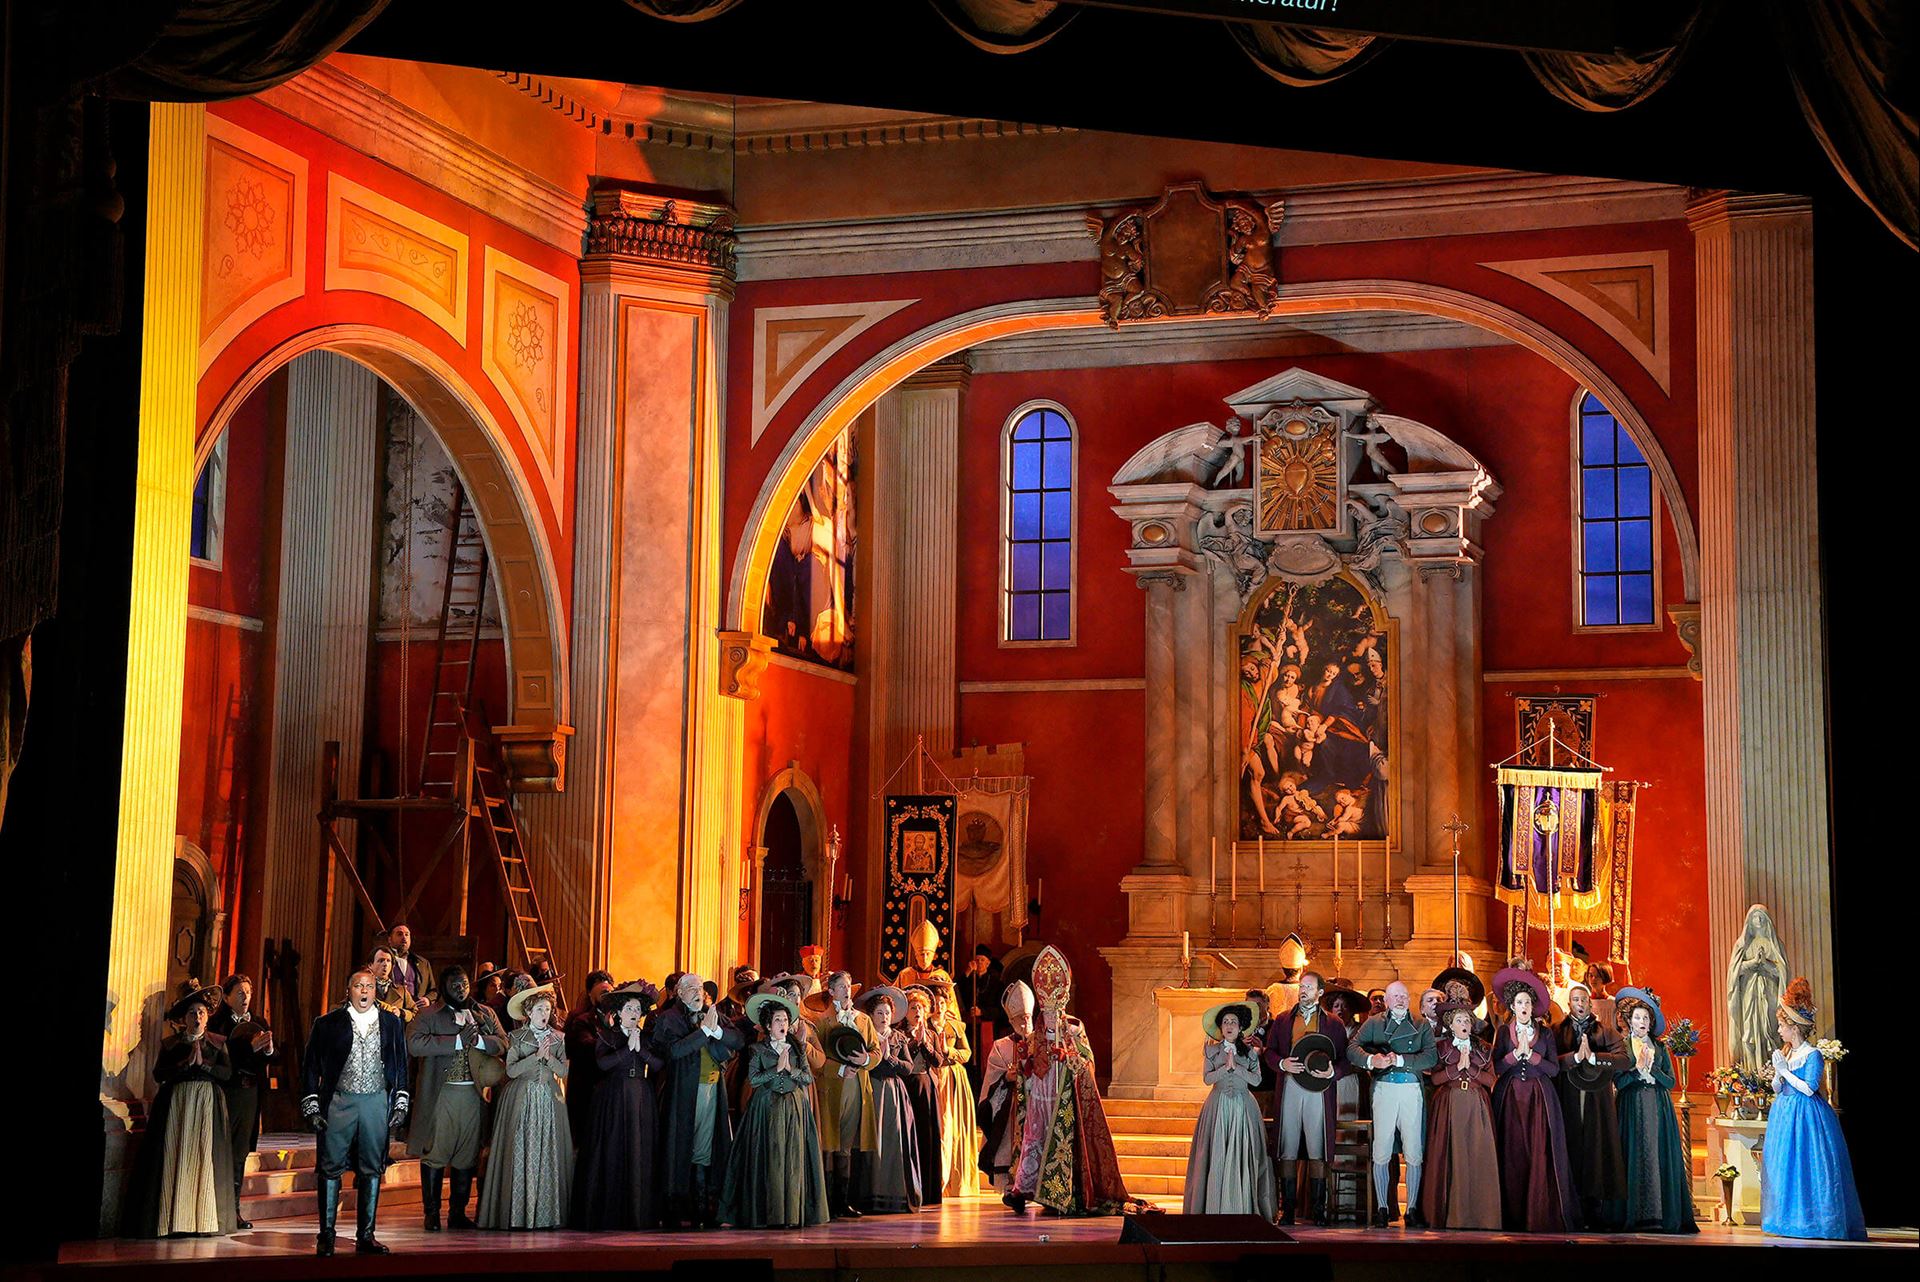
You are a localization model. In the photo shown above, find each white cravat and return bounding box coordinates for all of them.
[348,1003,379,1032]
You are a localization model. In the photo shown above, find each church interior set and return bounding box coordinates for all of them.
[2,0,1914,1274]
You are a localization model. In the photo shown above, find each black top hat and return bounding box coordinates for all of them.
[1291,1031,1338,1092]
[822,1021,871,1067]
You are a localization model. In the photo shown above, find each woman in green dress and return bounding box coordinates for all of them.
[1611,988,1697,1234]
[720,991,829,1228]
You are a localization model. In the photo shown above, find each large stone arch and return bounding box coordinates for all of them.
[724,283,1703,644]
[200,323,568,728]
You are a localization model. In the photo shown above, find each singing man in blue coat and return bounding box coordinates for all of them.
[302,968,410,1256]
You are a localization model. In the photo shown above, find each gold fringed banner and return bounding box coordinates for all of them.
[1502,779,1640,962]
[1602,779,1638,963]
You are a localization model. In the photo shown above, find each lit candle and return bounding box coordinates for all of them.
[1211,837,1218,895]
[1335,928,1343,970]
[1182,930,1191,968]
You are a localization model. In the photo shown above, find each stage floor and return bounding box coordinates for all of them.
[48,1195,1914,1278]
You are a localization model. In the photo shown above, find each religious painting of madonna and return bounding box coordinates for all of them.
[1238,574,1391,841]
[761,428,856,670]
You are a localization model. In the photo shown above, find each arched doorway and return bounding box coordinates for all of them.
[168,839,224,991]
[757,793,812,974]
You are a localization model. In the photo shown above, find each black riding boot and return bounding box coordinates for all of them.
[1278,1175,1297,1225]
[448,1168,475,1229]
[316,1173,342,1256]
[1310,1177,1329,1226]
[420,1163,443,1231]
[355,1176,390,1254]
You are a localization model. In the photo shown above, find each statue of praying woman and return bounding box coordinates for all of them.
[1725,904,1788,1074]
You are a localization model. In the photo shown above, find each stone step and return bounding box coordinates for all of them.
[1124,1174,1186,1197]
[1111,1134,1191,1158]
[245,1157,422,1198]
[1101,1113,1199,1135]
[1117,1155,1189,1177]
[1101,1098,1203,1119]
[242,1178,423,1224]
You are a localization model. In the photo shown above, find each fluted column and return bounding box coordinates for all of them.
[102,105,204,1188]
[1689,194,1831,1053]
[258,352,380,1017]
[521,186,736,987]
[516,281,620,989]
[862,362,964,973]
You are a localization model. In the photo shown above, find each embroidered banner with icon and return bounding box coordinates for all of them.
[881,794,956,979]
[1495,767,1602,904]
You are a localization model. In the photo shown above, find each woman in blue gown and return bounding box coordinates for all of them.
[1761,977,1866,1242]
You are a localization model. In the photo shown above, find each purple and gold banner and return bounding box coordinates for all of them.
[1495,767,1601,901]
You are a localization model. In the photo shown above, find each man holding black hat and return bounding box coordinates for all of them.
[301,969,409,1255]
[811,969,876,1219]
[407,964,505,1231]
[1262,970,1343,1224]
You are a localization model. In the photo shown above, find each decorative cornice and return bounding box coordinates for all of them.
[959,677,1145,694]
[1482,666,1698,683]
[493,71,1070,156]
[584,186,737,289]
[967,311,1506,372]
[1684,190,1815,231]
[256,63,587,255]
[735,175,1688,281]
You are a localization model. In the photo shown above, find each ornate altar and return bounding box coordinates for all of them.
[1098,366,1504,1099]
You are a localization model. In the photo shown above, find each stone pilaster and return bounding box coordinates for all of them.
[519,186,738,988]
[861,362,964,971]
[101,103,204,1233]
[1689,193,1832,1047]
[259,351,380,1018]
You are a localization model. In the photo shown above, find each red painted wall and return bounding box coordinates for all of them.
[178,373,281,978]
[941,345,1705,1072]
[739,661,859,972]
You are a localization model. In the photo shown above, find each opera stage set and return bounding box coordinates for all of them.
[2,0,1914,1275]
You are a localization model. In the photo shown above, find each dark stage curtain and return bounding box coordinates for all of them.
[92,0,392,100]
[1774,0,1917,251]
[1228,23,1380,88]
[929,1,1076,54]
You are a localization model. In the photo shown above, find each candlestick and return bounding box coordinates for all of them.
[1381,838,1394,947]
[1356,831,1364,946]
[1207,891,1219,945]
[1258,834,1265,895]
[1333,830,1340,896]
[1231,842,1237,902]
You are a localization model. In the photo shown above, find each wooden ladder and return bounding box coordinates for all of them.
[470,742,563,1010]
[418,481,489,797]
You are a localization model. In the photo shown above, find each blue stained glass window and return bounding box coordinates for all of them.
[1576,392,1657,626]
[1005,405,1074,641]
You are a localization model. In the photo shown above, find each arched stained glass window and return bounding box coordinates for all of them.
[1002,403,1075,644]
[1575,391,1658,628]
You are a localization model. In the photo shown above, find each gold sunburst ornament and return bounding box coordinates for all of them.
[1255,402,1340,533]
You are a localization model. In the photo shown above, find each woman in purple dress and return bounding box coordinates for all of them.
[1488,968,1581,1231]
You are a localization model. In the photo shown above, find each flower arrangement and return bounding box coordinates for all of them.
[1663,1017,1700,1059]
[1708,1065,1743,1093]
[1714,1163,1740,1182]
[1815,1037,1848,1062]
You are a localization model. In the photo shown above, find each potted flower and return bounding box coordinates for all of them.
[1713,1162,1740,1222]
[1663,1016,1700,1089]
[1708,1065,1743,1117]
[1815,1037,1848,1111]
